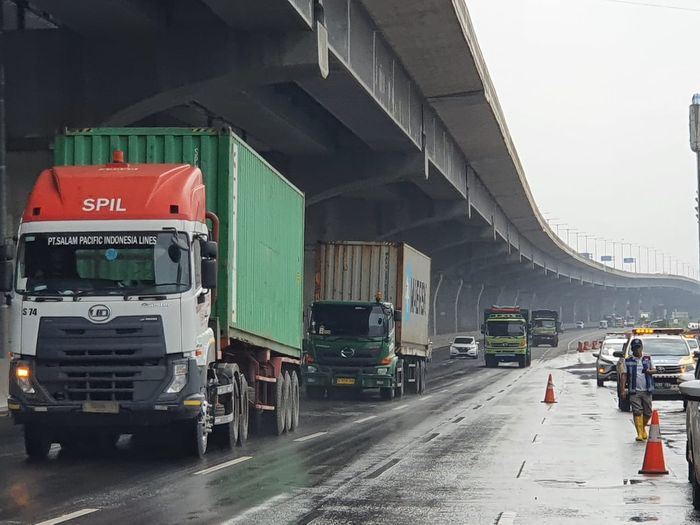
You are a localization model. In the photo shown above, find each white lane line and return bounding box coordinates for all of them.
[496,511,517,525]
[418,395,433,401]
[354,415,378,424]
[293,431,328,442]
[440,389,450,393]
[194,455,253,476]
[392,404,409,411]
[35,508,100,525]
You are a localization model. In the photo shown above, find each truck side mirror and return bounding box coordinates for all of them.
[480,323,485,334]
[694,350,700,360]
[612,351,623,358]
[201,259,218,289]
[201,240,218,259]
[393,309,402,322]
[0,260,12,293]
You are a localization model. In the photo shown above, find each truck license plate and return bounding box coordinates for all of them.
[335,378,356,385]
[82,401,120,414]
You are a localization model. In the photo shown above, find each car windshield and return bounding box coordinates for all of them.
[310,304,389,338]
[601,342,623,356]
[15,231,191,297]
[641,338,691,357]
[454,337,474,344]
[533,320,555,328]
[486,321,525,337]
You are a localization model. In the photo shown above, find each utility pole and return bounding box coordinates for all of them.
[689,94,700,277]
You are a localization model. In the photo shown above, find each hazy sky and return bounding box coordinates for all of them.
[467,0,700,276]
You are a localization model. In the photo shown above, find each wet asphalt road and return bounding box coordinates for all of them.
[1,328,696,524]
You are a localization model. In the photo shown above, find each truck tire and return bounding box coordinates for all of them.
[553,336,559,347]
[238,375,249,445]
[182,409,209,458]
[289,371,300,432]
[394,361,405,398]
[380,381,395,400]
[24,424,52,460]
[273,372,288,435]
[517,355,527,368]
[306,385,325,400]
[283,371,293,432]
[526,352,532,367]
[213,378,240,450]
[597,378,605,387]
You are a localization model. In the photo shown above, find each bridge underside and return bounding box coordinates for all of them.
[1,0,698,335]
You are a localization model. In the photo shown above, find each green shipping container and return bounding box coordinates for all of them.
[54,127,305,358]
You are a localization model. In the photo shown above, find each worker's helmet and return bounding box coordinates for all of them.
[630,338,643,350]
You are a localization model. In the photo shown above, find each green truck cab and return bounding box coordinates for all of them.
[530,309,561,347]
[482,306,531,368]
[304,299,403,399]
[301,241,432,400]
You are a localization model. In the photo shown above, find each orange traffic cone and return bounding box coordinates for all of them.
[542,374,557,403]
[638,410,669,475]
[577,341,584,353]
[583,341,590,351]
[592,340,599,350]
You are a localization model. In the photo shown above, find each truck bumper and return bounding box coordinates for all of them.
[302,365,395,389]
[8,355,205,432]
[486,352,526,363]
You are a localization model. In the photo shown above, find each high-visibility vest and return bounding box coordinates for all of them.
[625,355,654,394]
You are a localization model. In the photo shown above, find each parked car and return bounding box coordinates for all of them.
[599,320,608,329]
[449,336,479,359]
[615,328,695,411]
[678,363,700,509]
[592,337,626,386]
[575,321,585,329]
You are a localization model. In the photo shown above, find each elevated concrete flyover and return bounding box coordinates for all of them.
[1,0,698,328]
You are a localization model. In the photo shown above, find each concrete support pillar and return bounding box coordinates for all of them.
[431,273,444,337]
[454,278,464,334]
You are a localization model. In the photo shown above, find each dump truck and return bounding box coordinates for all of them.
[2,127,304,458]
[302,241,431,399]
[482,306,530,368]
[530,309,561,347]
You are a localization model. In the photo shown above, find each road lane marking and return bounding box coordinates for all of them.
[440,389,450,393]
[365,458,401,479]
[418,395,433,401]
[392,404,409,411]
[497,511,517,525]
[516,460,526,478]
[194,456,253,476]
[354,415,377,424]
[423,432,440,443]
[220,493,292,524]
[452,417,465,424]
[36,508,100,525]
[293,431,327,442]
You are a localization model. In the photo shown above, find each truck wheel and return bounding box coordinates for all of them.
[394,361,405,398]
[283,371,293,432]
[182,409,209,458]
[693,464,700,510]
[24,424,52,460]
[306,385,325,400]
[553,337,559,347]
[380,385,395,400]
[289,371,300,432]
[527,352,532,366]
[597,378,605,387]
[214,378,240,450]
[238,375,249,445]
[273,372,288,435]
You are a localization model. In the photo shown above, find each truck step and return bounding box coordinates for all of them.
[217,383,234,395]
[214,413,234,425]
[255,374,277,383]
[254,403,275,411]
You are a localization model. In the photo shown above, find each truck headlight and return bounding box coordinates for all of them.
[376,367,389,375]
[306,365,318,374]
[15,365,35,394]
[166,360,189,394]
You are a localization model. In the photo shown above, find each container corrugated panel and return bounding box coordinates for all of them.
[54,128,304,357]
[314,241,430,350]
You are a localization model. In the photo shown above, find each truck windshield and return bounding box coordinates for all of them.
[533,320,555,328]
[486,321,525,337]
[310,304,389,338]
[15,231,191,297]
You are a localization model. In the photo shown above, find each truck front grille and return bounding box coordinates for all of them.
[35,316,167,402]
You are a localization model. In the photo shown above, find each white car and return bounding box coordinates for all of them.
[575,321,585,329]
[450,336,479,359]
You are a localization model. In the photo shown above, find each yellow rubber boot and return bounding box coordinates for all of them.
[642,415,650,440]
[634,415,646,442]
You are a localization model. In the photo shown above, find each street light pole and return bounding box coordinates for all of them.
[688,94,700,275]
